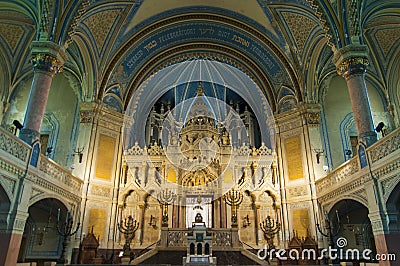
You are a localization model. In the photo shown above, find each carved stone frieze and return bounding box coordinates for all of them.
[0,131,30,161]
[318,175,370,205]
[212,231,232,247]
[287,202,310,210]
[98,119,121,133]
[80,110,95,123]
[167,230,187,247]
[304,112,320,126]
[368,130,400,163]
[278,120,303,133]
[91,184,112,198]
[287,185,308,198]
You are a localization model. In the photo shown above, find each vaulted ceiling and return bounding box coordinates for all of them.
[0,0,399,113]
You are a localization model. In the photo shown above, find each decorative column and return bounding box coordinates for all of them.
[19,41,67,145]
[333,44,377,146]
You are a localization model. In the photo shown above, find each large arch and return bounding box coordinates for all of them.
[99,10,302,114]
[386,180,400,234]
[19,198,73,264]
[123,58,276,149]
[325,199,376,256]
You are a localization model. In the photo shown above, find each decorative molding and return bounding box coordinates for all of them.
[29,188,44,201]
[287,185,308,198]
[83,9,120,50]
[304,112,320,126]
[0,23,24,52]
[167,230,187,246]
[281,12,317,54]
[375,28,400,56]
[368,130,400,163]
[212,231,232,247]
[91,184,112,198]
[287,201,310,209]
[0,130,30,162]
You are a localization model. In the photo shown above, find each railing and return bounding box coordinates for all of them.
[135,240,159,258]
[163,228,234,248]
[0,127,31,163]
[0,127,83,200]
[39,155,82,192]
[316,128,400,196]
[166,228,190,247]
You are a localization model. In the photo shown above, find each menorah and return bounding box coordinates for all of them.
[157,189,176,227]
[260,215,280,249]
[118,215,139,256]
[223,189,243,227]
[56,210,80,264]
[316,210,340,249]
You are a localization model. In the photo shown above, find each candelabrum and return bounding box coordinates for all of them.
[118,215,139,256]
[157,189,176,227]
[56,211,80,264]
[260,215,280,249]
[223,188,243,227]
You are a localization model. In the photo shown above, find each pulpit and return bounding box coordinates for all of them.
[183,213,216,265]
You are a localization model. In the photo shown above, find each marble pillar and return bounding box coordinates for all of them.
[19,41,67,145]
[333,44,377,146]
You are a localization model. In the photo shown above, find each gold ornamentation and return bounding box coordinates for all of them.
[84,9,120,50]
[31,53,63,75]
[0,23,23,51]
[305,112,320,126]
[282,12,316,53]
[336,57,369,79]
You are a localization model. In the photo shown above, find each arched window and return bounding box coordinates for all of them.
[190,243,195,255]
[197,243,202,255]
[205,243,210,255]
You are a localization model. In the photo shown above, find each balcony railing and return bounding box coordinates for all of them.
[316,128,400,198]
[0,127,83,200]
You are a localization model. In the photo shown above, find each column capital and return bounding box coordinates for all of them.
[299,103,321,126]
[30,41,67,76]
[332,44,369,80]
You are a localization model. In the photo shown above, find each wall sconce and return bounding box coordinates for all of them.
[313,149,324,164]
[242,214,251,228]
[73,147,84,163]
[148,215,157,229]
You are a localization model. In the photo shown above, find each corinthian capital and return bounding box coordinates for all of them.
[30,41,67,76]
[332,44,369,80]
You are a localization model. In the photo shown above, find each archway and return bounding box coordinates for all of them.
[386,180,400,235]
[327,199,376,260]
[18,198,69,264]
[0,182,10,214]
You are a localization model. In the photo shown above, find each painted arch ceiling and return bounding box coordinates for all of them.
[0,0,399,114]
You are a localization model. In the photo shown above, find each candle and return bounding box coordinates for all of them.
[336,210,339,222]
[57,208,60,222]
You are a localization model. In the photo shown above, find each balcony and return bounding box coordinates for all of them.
[0,127,82,205]
[316,128,400,208]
